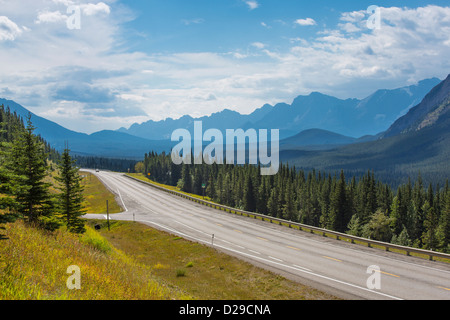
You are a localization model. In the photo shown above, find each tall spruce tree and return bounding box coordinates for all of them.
[421,201,439,250]
[436,190,450,252]
[0,141,19,238]
[243,173,256,212]
[8,114,58,231]
[55,147,86,234]
[180,164,192,193]
[329,170,350,232]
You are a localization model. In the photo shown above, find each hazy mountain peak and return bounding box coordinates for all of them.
[383,74,450,137]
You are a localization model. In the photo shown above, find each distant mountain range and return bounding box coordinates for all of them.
[0,76,446,171]
[118,77,440,140]
[281,74,450,186]
[279,128,383,151]
[0,98,168,159]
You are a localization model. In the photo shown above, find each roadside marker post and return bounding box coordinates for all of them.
[106,200,110,231]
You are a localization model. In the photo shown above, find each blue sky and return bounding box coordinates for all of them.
[123,0,449,53]
[0,0,450,133]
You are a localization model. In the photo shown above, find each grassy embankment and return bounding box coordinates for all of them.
[0,170,338,300]
[80,171,122,214]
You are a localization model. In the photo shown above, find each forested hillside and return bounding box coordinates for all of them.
[0,105,59,162]
[0,104,85,236]
[138,152,450,253]
[282,75,450,187]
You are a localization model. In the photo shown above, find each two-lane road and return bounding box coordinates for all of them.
[84,170,450,300]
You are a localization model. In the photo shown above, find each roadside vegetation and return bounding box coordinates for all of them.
[0,108,338,300]
[0,220,189,300]
[80,171,122,214]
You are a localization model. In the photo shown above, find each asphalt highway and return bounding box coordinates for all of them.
[83,170,450,300]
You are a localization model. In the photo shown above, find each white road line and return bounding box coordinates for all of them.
[269,256,283,262]
[293,264,312,272]
[117,188,128,212]
[213,244,403,301]
[173,219,213,237]
[137,218,403,301]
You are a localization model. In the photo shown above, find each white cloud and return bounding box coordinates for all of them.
[35,10,68,24]
[251,42,266,49]
[340,11,365,23]
[35,2,110,25]
[282,5,450,96]
[80,2,111,16]
[51,0,75,6]
[338,22,362,33]
[0,16,23,41]
[245,1,259,10]
[294,18,316,26]
[181,18,205,26]
[1,3,450,133]
[233,52,248,59]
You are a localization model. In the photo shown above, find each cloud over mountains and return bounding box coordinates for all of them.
[0,1,449,134]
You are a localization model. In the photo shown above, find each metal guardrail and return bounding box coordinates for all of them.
[125,174,450,262]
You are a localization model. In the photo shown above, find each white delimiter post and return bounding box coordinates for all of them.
[106,200,110,231]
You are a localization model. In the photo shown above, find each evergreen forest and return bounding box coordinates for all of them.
[139,151,450,253]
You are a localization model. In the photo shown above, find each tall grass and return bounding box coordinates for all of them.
[0,220,190,300]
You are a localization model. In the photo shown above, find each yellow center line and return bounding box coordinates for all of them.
[323,256,342,262]
[216,223,223,227]
[286,246,301,251]
[257,237,268,242]
[234,229,242,233]
[373,269,400,278]
[438,286,450,291]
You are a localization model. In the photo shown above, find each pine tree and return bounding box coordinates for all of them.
[206,172,216,200]
[243,173,256,212]
[391,226,412,247]
[390,193,407,235]
[0,141,19,238]
[8,114,58,231]
[436,191,450,252]
[362,209,393,242]
[193,167,203,195]
[329,170,349,232]
[180,164,192,193]
[282,179,296,221]
[55,147,86,234]
[421,201,439,250]
[346,214,362,237]
[267,188,279,218]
